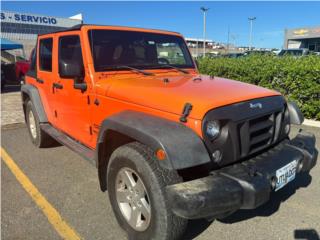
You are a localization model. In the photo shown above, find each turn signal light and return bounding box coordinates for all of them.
[156,149,166,160]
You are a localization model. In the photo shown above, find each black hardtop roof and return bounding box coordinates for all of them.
[38,24,181,36]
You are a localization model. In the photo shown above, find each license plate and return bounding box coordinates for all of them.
[275,160,298,191]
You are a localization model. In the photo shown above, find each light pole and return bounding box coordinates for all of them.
[231,34,237,48]
[227,26,230,53]
[201,7,209,57]
[248,17,256,51]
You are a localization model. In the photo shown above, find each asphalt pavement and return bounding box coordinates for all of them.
[1,124,320,240]
[1,87,24,126]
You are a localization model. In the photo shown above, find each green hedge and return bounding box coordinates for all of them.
[198,55,320,120]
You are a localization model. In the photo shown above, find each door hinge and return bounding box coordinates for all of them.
[94,99,100,106]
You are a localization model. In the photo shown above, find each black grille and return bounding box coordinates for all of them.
[202,96,287,167]
[239,111,283,157]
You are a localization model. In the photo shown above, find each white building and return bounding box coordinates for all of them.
[185,38,214,48]
[1,10,82,56]
[284,26,320,52]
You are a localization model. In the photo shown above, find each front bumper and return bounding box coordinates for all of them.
[166,131,318,219]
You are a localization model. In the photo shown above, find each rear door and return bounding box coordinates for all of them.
[52,33,92,146]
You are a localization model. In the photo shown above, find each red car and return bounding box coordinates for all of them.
[1,39,31,88]
[15,49,33,82]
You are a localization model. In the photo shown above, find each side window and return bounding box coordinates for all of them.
[29,48,36,71]
[39,38,53,71]
[59,35,83,75]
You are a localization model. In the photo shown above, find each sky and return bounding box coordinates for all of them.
[2,1,320,48]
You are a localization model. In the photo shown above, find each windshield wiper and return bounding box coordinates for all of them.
[116,65,154,76]
[157,64,189,74]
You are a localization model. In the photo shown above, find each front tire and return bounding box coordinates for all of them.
[107,142,187,240]
[25,100,55,148]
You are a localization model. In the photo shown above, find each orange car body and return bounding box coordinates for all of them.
[22,24,317,227]
[25,25,280,149]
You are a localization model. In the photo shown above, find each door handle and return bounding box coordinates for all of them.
[53,82,63,89]
[36,78,44,84]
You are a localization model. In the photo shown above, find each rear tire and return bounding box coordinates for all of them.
[107,142,187,240]
[25,100,55,148]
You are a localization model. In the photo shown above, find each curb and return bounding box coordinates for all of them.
[303,119,320,128]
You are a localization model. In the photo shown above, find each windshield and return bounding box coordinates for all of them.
[88,29,195,72]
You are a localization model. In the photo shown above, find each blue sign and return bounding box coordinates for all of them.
[1,11,58,25]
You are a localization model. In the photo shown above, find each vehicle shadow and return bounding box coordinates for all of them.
[182,172,312,239]
[294,229,320,240]
[219,172,312,224]
[183,219,214,240]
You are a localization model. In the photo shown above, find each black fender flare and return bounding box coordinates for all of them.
[288,101,304,125]
[21,84,48,123]
[96,111,211,191]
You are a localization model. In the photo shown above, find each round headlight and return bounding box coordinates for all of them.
[206,120,220,140]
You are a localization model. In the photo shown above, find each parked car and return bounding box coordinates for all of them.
[1,39,32,88]
[1,67,5,89]
[277,48,309,57]
[244,50,275,56]
[15,50,32,83]
[22,24,317,240]
[1,62,16,88]
[222,53,244,58]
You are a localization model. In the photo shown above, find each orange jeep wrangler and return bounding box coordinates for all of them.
[22,24,317,240]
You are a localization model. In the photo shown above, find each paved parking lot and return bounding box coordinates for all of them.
[1,86,24,126]
[1,121,319,240]
[1,86,320,240]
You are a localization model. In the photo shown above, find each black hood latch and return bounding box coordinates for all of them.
[180,103,193,123]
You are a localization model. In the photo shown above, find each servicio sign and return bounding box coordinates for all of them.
[1,11,57,25]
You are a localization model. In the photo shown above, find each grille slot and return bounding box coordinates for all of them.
[251,131,273,145]
[239,111,282,157]
[249,113,274,153]
[249,119,273,133]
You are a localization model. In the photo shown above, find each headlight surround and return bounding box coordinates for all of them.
[206,120,220,140]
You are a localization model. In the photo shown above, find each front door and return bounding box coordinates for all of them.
[36,36,56,123]
[52,33,92,146]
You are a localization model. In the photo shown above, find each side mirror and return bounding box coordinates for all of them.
[59,59,84,79]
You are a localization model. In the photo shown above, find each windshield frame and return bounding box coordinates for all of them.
[87,29,195,72]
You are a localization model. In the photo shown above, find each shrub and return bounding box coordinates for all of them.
[198,55,320,120]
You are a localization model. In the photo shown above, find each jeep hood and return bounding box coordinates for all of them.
[98,74,280,120]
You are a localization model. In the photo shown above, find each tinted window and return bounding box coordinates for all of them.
[39,38,53,71]
[29,48,36,71]
[59,35,83,74]
[88,30,194,72]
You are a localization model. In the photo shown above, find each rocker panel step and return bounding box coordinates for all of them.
[40,123,95,166]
